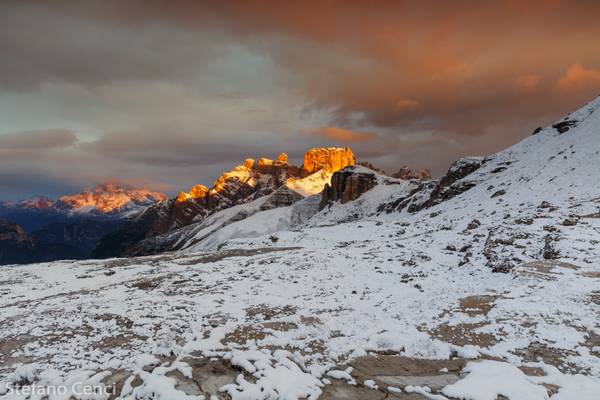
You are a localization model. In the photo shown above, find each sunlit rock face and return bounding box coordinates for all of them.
[176,148,356,205]
[176,152,299,204]
[302,147,356,174]
[176,184,210,203]
[56,183,167,214]
[97,147,357,258]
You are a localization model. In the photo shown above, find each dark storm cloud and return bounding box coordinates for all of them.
[0,3,227,91]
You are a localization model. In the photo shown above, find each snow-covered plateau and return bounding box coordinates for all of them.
[1,97,600,399]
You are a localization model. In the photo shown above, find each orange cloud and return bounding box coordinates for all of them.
[515,74,541,92]
[558,64,600,91]
[309,126,378,143]
[395,99,420,111]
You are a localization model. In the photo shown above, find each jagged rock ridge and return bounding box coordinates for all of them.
[93,147,356,257]
[55,183,167,215]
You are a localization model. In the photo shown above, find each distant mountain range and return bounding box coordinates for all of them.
[0,184,167,264]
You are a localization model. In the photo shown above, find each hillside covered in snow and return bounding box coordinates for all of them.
[1,97,600,399]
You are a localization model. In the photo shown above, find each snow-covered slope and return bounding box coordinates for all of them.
[1,98,600,399]
[284,170,333,196]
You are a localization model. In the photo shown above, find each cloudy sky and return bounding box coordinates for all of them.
[1,0,600,200]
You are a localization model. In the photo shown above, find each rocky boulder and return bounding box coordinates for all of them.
[552,119,578,134]
[319,166,378,209]
[303,147,356,174]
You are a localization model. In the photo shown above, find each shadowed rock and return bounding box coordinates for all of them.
[320,166,378,209]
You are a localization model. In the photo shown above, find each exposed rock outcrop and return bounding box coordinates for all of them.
[260,187,304,211]
[392,166,433,181]
[176,184,210,203]
[420,157,484,209]
[552,119,577,134]
[543,235,561,260]
[319,166,377,209]
[358,161,386,175]
[0,218,35,264]
[303,147,356,174]
[176,153,301,204]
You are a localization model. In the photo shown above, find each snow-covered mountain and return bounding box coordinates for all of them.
[53,183,167,216]
[14,196,55,210]
[92,147,356,257]
[1,98,600,399]
[2,183,167,219]
[0,184,167,264]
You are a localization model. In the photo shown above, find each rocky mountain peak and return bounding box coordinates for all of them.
[16,196,55,210]
[302,147,356,174]
[176,184,210,203]
[56,183,167,214]
[277,153,289,163]
[176,154,298,204]
[176,148,349,204]
[97,147,357,258]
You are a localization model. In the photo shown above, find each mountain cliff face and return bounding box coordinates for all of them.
[31,219,124,257]
[319,166,379,209]
[175,153,304,205]
[0,218,35,265]
[303,147,356,174]
[93,147,356,257]
[0,218,88,264]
